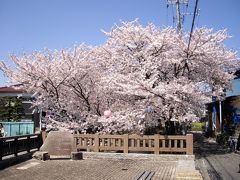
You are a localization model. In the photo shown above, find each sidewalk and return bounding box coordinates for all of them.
[0,158,175,180]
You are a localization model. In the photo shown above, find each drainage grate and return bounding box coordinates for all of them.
[133,171,155,180]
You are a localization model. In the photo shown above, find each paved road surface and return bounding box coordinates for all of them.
[0,158,177,180]
[194,132,240,180]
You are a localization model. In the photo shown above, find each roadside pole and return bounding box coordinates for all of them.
[219,100,222,132]
[39,109,42,131]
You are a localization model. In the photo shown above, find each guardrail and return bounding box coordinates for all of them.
[0,134,42,160]
[1,121,34,137]
[74,134,193,155]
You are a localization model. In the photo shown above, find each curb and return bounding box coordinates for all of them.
[176,170,203,180]
[176,159,203,180]
[82,152,195,161]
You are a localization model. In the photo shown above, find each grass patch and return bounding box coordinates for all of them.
[191,122,204,131]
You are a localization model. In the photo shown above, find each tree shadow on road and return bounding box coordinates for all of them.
[193,132,240,180]
[193,132,230,158]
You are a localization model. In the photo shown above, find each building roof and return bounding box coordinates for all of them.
[226,79,240,97]
[0,84,26,93]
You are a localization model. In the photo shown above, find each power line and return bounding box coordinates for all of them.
[182,0,200,77]
[165,0,200,76]
[186,0,199,55]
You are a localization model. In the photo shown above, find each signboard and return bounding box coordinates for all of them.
[231,108,240,124]
[233,115,240,123]
[212,96,217,102]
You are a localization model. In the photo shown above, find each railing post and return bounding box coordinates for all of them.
[95,134,99,152]
[123,134,128,153]
[27,136,31,153]
[73,135,77,152]
[186,134,193,155]
[14,137,18,157]
[154,134,160,154]
[41,130,47,143]
[0,138,3,160]
[37,133,43,150]
[38,133,42,150]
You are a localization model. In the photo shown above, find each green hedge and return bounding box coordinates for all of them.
[191,122,205,131]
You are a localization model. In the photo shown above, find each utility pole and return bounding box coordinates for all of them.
[166,0,189,33]
[175,0,182,33]
[167,0,199,76]
[166,0,199,34]
[219,100,222,131]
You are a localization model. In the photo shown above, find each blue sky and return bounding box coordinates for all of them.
[0,0,239,87]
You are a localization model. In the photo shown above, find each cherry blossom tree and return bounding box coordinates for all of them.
[0,46,110,131]
[96,21,238,133]
[0,20,238,134]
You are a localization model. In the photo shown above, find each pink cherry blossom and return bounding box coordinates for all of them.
[0,20,239,133]
[104,110,112,118]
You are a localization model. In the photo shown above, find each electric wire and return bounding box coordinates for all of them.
[186,0,199,54]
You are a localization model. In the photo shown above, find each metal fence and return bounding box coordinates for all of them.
[1,121,34,137]
[0,133,42,160]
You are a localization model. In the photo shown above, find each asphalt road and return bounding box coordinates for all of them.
[194,132,240,180]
